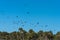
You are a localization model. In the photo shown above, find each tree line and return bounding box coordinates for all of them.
[0,28,60,40]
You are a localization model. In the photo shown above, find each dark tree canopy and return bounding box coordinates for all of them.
[0,28,60,40]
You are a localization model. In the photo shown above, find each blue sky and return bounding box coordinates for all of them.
[0,0,60,34]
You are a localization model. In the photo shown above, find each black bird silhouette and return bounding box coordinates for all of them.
[16,16,18,18]
[37,22,39,25]
[27,12,30,14]
[45,25,48,27]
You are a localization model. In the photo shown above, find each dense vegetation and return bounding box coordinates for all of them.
[0,28,60,40]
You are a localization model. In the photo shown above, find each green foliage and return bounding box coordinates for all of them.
[0,28,60,40]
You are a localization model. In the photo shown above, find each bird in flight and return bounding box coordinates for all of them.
[16,16,19,18]
[27,12,30,14]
